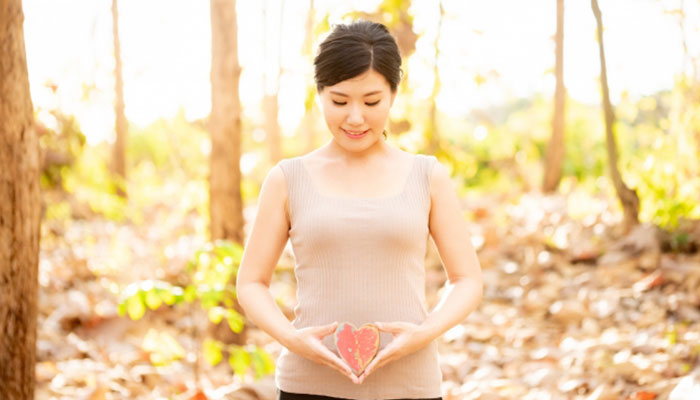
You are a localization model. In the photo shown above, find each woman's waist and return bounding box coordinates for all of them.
[291,297,428,329]
[275,341,442,399]
[276,340,442,385]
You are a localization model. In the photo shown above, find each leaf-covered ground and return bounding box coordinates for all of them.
[36,187,700,399]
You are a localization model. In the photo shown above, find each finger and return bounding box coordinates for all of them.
[322,355,355,382]
[368,343,399,372]
[373,353,395,371]
[330,362,359,383]
[349,372,360,384]
[375,322,405,334]
[331,355,360,384]
[316,322,338,338]
[359,349,388,382]
[318,347,348,371]
[317,346,356,380]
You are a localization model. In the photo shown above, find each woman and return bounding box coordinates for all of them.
[236,20,483,400]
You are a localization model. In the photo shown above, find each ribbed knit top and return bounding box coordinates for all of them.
[275,153,443,400]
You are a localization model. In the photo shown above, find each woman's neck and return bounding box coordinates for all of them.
[324,137,392,163]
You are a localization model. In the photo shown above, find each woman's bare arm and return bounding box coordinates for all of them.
[420,160,484,340]
[236,164,297,347]
[235,164,359,382]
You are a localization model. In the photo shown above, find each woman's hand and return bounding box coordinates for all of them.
[286,322,361,384]
[357,321,432,384]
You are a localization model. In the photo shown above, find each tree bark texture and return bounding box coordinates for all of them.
[263,0,283,165]
[210,0,244,246]
[209,0,246,346]
[0,0,41,397]
[302,0,317,153]
[543,0,566,193]
[591,0,639,231]
[264,93,282,165]
[427,0,443,155]
[112,0,127,197]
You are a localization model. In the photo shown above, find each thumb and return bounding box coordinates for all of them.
[319,321,338,334]
[375,321,402,333]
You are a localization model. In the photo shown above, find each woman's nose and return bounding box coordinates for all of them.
[346,104,364,125]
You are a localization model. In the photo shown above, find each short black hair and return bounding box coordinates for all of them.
[314,20,403,93]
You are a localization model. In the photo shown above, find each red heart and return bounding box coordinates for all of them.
[334,322,380,375]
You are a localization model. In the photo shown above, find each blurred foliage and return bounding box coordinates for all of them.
[435,94,601,194]
[45,74,700,236]
[117,239,274,379]
[36,105,129,222]
[125,109,212,226]
[128,109,209,181]
[37,108,86,189]
[618,77,700,230]
[432,81,700,233]
[60,143,129,222]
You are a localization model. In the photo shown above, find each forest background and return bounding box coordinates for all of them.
[3,0,700,399]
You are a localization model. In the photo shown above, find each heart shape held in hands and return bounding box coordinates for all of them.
[334,322,380,376]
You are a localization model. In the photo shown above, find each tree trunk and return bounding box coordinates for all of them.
[209,0,246,346]
[543,0,566,193]
[112,0,127,197]
[263,93,282,164]
[427,0,443,155]
[591,0,639,231]
[263,0,283,165]
[302,0,317,153]
[0,0,40,397]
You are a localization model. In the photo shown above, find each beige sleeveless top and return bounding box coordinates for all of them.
[275,153,443,400]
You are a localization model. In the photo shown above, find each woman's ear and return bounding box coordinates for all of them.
[390,91,397,106]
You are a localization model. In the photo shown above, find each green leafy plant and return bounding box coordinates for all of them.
[117,239,275,379]
[618,87,700,230]
[37,107,86,189]
[60,143,128,221]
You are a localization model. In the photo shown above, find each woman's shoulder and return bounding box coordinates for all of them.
[389,147,435,161]
[273,153,315,193]
[263,161,290,196]
[412,151,437,162]
[275,154,309,176]
[282,149,323,168]
[405,152,439,176]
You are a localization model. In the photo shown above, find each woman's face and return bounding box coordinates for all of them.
[318,68,396,152]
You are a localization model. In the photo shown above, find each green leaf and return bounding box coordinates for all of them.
[126,292,146,320]
[185,258,197,273]
[184,284,197,303]
[145,288,163,310]
[229,346,251,376]
[142,328,185,366]
[159,288,176,305]
[203,338,223,366]
[256,346,275,374]
[208,306,226,324]
[250,348,267,379]
[226,310,245,333]
[200,285,223,308]
[214,240,244,262]
[117,300,126,317]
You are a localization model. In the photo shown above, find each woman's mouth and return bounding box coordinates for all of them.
[343,129,368,139]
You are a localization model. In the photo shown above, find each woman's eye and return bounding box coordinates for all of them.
[331,100,380,106]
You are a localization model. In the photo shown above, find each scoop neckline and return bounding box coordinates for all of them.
[298,154,419,201]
